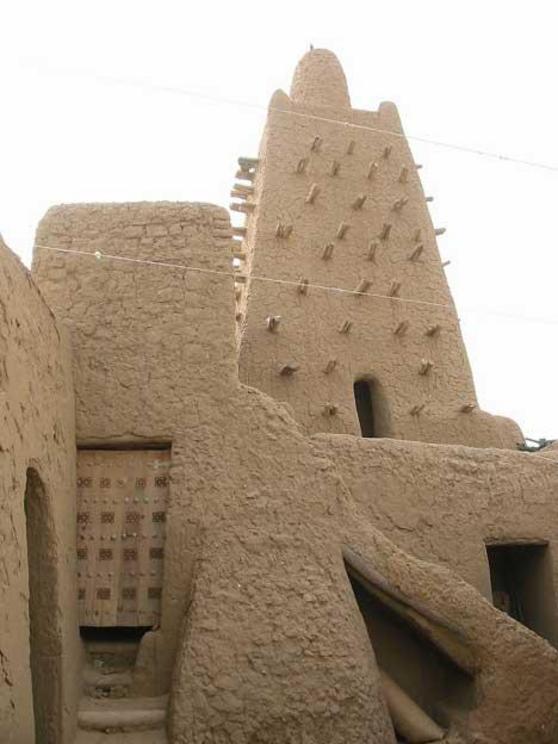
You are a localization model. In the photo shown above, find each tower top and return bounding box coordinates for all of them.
[290,48,351,109]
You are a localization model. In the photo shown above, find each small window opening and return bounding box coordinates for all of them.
[354,379,377,437]
[486,542,558,647]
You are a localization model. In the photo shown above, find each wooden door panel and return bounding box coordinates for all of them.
[76,449,170,627]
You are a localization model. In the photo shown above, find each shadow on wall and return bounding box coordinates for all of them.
[25,467,61,744]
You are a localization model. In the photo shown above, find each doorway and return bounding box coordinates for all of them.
[486,541,557,646]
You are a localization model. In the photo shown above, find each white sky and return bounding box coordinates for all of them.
[2,0,557,439]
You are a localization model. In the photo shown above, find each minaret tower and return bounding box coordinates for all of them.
[234,49,519,448]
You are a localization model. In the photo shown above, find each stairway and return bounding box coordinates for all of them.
[74,636,168,743]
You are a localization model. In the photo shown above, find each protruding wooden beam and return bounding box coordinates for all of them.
[435,227,446,236]
[298,277,309,295]
[266,315,281,332]
[398,166,409,183]
[347,140,356,154]
[296,157,308,174]
[330,160,341,176]
[392,197,409,212]
[383,145,392,159]
[323,403,339,416]
[311,136,322,152]
[339,319,352,334]
[389,280,401,297]
[352,194,367,210]
[425,196,434,202]
[419,359,434,376]
[275,223,293,238]
[415,163,423,170]
[426,324,441,337]
[324,359,337,374]
[322,242,334,260]
[232,226,247,237]
[442,260,451,267]
[414,228,422,242]
[367,240,378,262]
[367,161,378,179]
[235,169,255,181]
[410,403,425,416]
[230,202,256,214]
[234,274,247,284]
[337,222,350,239]
[305,183,320,204]
[460,403,476,413]
[394,320,409,336]
[409,244,424,261]
[355,279,371,295]
[238,157,259,168]
[280,362,299,376]
[380,223,392,241]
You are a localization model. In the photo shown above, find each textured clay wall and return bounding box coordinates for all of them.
[316,435,558,617]
[0,237,80,744]
[237,50,520,449]
[33,204,558,743]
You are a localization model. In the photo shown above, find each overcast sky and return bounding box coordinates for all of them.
[2,0,557,439]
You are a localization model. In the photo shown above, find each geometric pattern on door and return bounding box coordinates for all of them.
[76,449,170,627]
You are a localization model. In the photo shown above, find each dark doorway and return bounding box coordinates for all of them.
[354,379,376,437]
[486,542,557,646]
[24,468,59,743]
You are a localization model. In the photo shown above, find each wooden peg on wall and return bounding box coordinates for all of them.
[389,280,401,297]
[280,362,299,376]
[367,161,378,179]
[322,243,334,260]
[347,140,356,154]
[380,223,392,241]
[330,160,341,176]
[419,359,434,375]
[337,222,350,239]
[383,145,392,159]
[296,158,308,174]
[324,359,338,374]
[311,136,322,152]
[352,194,367,210]
[298,278,309,295]
[426,324,441,337]
[367,240,378,261]
[305,183,320,204]
[398,166,409,183]
[323,403,339,416]
[409,244,424,261]
[392,197,409,212]
[266,316,281,332]
[460,403,476,413]
[410,403,425,416]
[435,227,446,236]
[394,320,409,336]
[355,279,371,295]
[339,319,352,334]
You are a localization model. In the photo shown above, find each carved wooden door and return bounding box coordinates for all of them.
[76,449,170,627]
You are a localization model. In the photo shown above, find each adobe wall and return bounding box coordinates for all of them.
[237,50,520,449]
[33,204,558,743]
[0,237,80,744]
[315,435,558,625]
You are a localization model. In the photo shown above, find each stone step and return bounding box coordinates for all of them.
[83,666,133,699]
[75,729,167,743]
[77,695,167,733]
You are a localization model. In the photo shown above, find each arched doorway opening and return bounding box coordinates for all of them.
[353,378,390,438]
